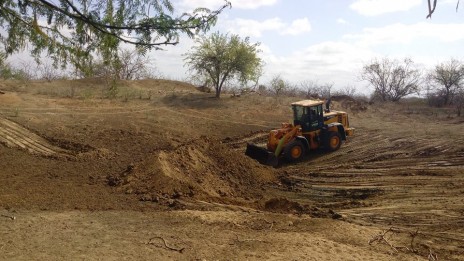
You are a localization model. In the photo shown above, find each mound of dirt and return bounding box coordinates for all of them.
[264,197,305,214]
[106,136,277,205]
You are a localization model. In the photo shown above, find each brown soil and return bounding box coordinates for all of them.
[1,79,463,260]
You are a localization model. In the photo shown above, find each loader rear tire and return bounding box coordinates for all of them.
[284,140,305,162]
[326,131,342,152]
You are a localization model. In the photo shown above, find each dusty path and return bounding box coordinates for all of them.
[0,209,421,261]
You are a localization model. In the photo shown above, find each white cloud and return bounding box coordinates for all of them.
[350,0,422,16]
[225,17,311,37]
[282,18,311,35]
[229,0,278,9]
[344,22,464,46]
[336,18,348,24]
[146,37,197,81]
[258,43,272,54]
[260,41,378,88]
[227,18,285,37]
[179,0,277,10]
[151,34,376,90]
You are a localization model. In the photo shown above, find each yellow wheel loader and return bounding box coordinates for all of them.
[245,99,354,166]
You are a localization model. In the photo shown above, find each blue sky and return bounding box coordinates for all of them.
[150,0,464,93]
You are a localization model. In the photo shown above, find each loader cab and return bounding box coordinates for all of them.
[292,100,324,132]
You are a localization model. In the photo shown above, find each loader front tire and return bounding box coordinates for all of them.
[326,131,342,152]
[284,140,305,162]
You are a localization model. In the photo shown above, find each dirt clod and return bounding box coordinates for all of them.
[264,197,305,214]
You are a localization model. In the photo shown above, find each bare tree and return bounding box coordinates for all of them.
[300,80,320,98]
[70,48,156,80]
[319,83,333,99]
[116,49,153,80]
[300,80,333,99]
[341,85,357,97]
[427,59,464,106]
[38,63,64,81]
[360,57,421,102]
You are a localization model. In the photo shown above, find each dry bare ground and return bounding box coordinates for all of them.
[0,79,463,260]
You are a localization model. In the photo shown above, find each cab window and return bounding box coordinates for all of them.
[292,105,304,122]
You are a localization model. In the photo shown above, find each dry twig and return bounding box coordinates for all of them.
[428,248,438,261]
[263,219,274,230]
[369,227,441,260]
[147,236,185,253]
[409,229,419,253]
[368,227,399,253]
[233,234,266,243]
[1,214,16,220]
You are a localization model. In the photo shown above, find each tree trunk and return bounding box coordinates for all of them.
[215,73,229,99]
[215,85,221,98]
[444,86,451,105]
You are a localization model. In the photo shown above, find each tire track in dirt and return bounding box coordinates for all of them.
[272,126,464,254]
[286,129,463,172]
[0,117,71,157]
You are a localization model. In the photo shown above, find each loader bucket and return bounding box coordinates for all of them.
[245,143,279,167]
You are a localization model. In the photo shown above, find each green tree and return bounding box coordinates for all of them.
[0,0,230,68]
[184,32,262,98]
[269,75,288,96]
[360,57,421,102]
